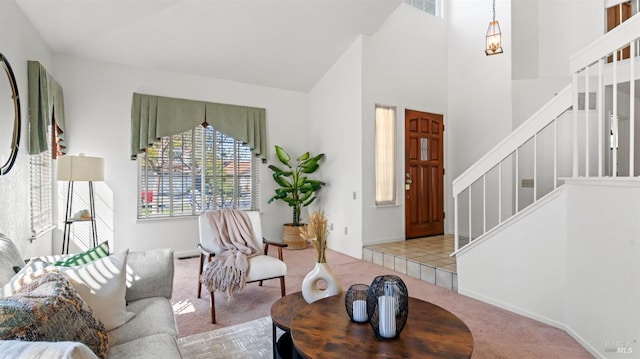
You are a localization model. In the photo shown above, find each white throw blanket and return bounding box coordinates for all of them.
[200,210,259,298]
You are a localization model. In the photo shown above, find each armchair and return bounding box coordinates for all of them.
[197,210,287,323]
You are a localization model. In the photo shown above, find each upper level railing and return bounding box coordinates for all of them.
[452,13,640,254]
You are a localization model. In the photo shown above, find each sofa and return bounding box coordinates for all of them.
[0,234,182,359]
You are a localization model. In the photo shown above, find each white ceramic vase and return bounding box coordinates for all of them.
[301,262,342,303]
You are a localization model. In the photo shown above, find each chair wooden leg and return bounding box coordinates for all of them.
[210,291,216,324]
[197,253,205,298]
[280,276,286,297]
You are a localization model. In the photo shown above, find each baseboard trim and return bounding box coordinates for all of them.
[458,288,604,358]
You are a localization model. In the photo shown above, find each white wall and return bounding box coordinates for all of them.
[457,187,568,325]
[307,4,449,256]
[458,179,640,358]
[362,4,448,244]
[565,180,640,358]
[0,0,55,258]
[54,55,309,256]
[512,0,603,124]
[538,0,604,80]
[308,37,364,259]
[446,0,513,234]
[512,0,539,80]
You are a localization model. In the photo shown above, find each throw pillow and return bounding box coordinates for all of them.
[0,270,109,358]
[53,241,109,267]
[58,249,133,331]
[2,258,53,297]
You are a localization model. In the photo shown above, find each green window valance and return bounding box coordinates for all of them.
[28,61,66,155]
[131,93,267,160]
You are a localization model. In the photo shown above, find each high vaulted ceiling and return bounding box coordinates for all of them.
[15,0,402,92]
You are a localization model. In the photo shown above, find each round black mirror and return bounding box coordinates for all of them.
[0,53,20,175]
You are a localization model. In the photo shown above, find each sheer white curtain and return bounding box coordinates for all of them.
[375,105,397,206]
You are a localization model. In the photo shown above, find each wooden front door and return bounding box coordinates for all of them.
[404,110,444,238]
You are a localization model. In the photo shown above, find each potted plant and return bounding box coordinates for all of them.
[267,145,325,249]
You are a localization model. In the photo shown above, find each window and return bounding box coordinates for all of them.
[375,105,397,206]
[404,0,438,16]
[30,141,53,239]
[138,125,260,218]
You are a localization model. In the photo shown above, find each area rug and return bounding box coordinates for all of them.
[177,316,275,358]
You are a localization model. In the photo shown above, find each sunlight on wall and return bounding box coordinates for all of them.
[57,181,114,252]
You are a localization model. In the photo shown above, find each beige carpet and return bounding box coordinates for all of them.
[172,246,593,358]
[177,316,274,359]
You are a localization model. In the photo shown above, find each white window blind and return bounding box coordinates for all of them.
[30,148,54,238]
[375,105,397,206]
[138,125,260,219]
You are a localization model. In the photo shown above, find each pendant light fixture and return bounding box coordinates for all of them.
[485,0,503,56]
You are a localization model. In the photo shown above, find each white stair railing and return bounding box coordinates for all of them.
[453,13,640,254]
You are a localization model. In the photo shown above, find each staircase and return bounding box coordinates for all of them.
[450,12,640,359]
[452,13,640,254]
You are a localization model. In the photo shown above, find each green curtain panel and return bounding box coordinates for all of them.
[131,93,267,160]
[27,61,66,155]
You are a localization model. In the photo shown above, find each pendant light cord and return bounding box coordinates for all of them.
[492,0,496,22]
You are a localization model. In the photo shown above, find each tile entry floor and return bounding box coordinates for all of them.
[362,235,459,292]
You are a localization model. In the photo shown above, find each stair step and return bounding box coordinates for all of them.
[363,236,458,292]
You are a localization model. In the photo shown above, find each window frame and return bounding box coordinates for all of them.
[374,104,398,207]
[404,0,440,17]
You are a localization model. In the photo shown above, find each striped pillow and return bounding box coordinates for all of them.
[53,241,109,267]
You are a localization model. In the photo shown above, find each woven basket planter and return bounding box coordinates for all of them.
[283,223,308,250]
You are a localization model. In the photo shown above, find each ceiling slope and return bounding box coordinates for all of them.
[16,0,402,91]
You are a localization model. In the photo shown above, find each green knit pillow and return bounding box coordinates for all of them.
[53,241,109,267]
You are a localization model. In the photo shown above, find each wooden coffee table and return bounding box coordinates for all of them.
[290,293,474,359]
[270,292,307,358]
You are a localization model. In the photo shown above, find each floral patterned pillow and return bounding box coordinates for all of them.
[0,269,109,358]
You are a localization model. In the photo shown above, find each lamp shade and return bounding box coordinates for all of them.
[57,154,104,181]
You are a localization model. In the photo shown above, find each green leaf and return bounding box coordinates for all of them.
[283,198,297,206]
[268,164,286,174]
[303,196,317,207]
[273,175,292,188]
[275,146,291,167]
[296,152,310,161]
[297,176,307,187]
[306,179,325,187]
[275,188,293,197]
[300,191,313,202]
[301,163,319,173]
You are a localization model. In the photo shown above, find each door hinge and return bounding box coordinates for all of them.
[443,212,446,219]
[443,168,445,176]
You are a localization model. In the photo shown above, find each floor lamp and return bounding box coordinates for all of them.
[57,154,104,254]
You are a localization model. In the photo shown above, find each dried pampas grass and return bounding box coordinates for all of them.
[299,211,328,263]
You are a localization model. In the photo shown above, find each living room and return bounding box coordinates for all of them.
[0,0,637,358]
